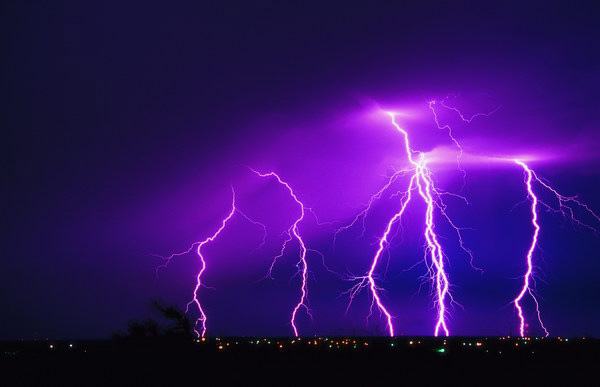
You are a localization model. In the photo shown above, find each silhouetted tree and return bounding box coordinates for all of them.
[126,319,161,339]
[113,301,194,345]
[152,301,194,341]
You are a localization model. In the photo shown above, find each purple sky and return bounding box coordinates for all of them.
[4,1,600,338]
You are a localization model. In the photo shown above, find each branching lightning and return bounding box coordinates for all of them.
[513,160,599,337]
[156,98,599,339]
[251,169,311,337]
[513,160,547,338]
[185,188,237,338]
[340,110,477,337]
[156,187,266,338]
[429,98,500,188]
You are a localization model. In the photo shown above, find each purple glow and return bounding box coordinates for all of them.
[388,112,452,337]
[340,109,479,337]
[157,187,267,338]
[343,172,414,337]
[250,169,311,337]
[8,2,600,342]
[186,187,237,338]
[156,100,600,338]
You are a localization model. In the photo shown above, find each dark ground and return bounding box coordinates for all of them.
[1,337,597,386]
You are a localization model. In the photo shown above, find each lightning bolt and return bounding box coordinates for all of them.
[156,187,266,338]
[185,187,238,338]
[345,176,415,337]
[390,113,454,337]
[513,160,547,338]
[513,160,599,337]
[342,110,475,336]
[251,169,311,337]
[156,99,598,339]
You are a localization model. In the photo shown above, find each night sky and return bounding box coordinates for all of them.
[4,1,600,339]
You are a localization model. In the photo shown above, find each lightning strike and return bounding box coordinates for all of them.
[158,100,598,339]
[513,160,600,337]
[251,169,311,337]
[341,110,476,337]
[186,187,238,338]
[156,187,266,338]
[513,160,547,338]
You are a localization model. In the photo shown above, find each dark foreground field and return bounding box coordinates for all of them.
[1,337,598,386]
